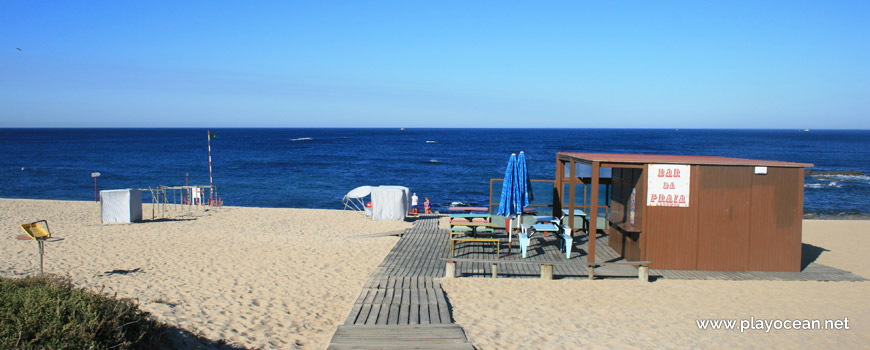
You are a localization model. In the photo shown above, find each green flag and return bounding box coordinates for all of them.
[209,131,216,140]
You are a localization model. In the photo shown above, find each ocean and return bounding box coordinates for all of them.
[1,128,868,217]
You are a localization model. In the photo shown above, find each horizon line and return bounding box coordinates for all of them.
[0,127,864,131]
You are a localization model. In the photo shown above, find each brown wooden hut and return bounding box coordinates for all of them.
[555,153,813,272]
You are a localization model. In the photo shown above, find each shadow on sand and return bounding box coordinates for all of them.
[158,326,251,350]
[801,243,830,271]
[137,217,198,223]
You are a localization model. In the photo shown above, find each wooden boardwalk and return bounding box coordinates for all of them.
[449,221,866,282]
[328,215,473,349]
[343,276,452,326]
[652,262,865,281]
[329,324,473,350]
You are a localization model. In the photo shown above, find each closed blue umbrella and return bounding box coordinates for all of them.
[497,153,518,217]
[497,152,534,255]
[516,151,533,210]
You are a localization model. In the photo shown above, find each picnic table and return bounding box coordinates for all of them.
[448,210,498,257]
[448,206,489,212]
[561,208,587,217]
[456,222,497,237]
[449,213,492,222]
[449,213,494,236]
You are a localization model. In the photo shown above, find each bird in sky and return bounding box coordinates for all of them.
[16,48,22,51]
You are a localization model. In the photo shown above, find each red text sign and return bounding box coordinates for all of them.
[647,164,691,207]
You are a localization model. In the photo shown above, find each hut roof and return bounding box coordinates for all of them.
[557,152,813,168]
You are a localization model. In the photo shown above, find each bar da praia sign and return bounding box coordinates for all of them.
[647,164,690,207]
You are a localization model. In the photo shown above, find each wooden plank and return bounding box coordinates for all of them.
[409,303,420,324]
[387,304,400,325]
[411,288,420,305]
[360,288,375,304]
[373,288,385,304]
[329,324,475,349]
[391,287,403,304]
[398,303,410,325]
[437,301,451,324]
[428,300,441,324]
[344,303,363,326]
[376,301,390,325]
[439,258,574,265]
[424,288,437,304]
[365,304,382,325]
[355,304,372,325]
[419,303,431,324]
[353,289,369,305]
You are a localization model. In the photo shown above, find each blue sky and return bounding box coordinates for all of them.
[1,1,868,128]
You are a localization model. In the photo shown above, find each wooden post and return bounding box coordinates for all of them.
[588,265,595,280]
[568,159,576,233]
[588,161,599,264]
[491,263,498,278]
[638,266,649,282]
[541,264,553,280]
[445,261,456,278]
[555,158,565,217]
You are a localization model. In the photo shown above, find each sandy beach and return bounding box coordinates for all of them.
[0,198,411,349]
[441,220,870,349]
[4,198,869,349]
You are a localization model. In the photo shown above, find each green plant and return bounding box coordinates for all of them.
[0,275,167,349]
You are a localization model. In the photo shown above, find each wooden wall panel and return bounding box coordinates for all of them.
[643,166,700,270]
[608,168,644,260]
[610,168,627,224]
[608,168,625,256]
[749,167,804,271]
[624,232,642,261]
[624,169,643,261]
[695,166,752,271]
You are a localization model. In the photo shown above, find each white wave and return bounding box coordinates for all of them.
[809,174,870,182]
[427,159,441,164]
[425,140,437,144]
[290,137,313,141]
[805,182,843,189]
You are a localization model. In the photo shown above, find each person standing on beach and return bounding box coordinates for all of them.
[424,197,431,214]
[411,193,419,214]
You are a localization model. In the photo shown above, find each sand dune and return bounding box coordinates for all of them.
[1,198,411,349]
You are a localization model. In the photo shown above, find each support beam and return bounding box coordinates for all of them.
[555,159,565,215]
[588,161,600,264]
[638,266,649,282]
[445,261,455,278]
[491,263,498,278]
[541,264,553,280]
[568,160,576,232]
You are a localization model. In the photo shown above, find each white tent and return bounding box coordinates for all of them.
[371,186,410,221]
[343,185,410,221]
[342,185,373,212]
[100,189,143,223]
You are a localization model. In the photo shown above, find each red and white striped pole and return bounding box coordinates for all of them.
[207,130,214,206]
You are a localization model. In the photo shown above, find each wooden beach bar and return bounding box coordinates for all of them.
[556,153,814,272]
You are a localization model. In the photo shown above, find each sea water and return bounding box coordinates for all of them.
[0,128,867,217]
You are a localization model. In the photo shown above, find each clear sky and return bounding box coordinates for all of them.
[1,1,868,128]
